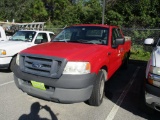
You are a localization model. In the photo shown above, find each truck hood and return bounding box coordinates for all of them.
[0,41,33,56]
[154,47,160,67]
[22,42,108,61]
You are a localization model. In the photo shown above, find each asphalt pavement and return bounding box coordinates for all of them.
[0,60,160,120]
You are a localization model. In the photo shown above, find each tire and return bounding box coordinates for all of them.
[122,53,129,69]
[140,84,154,115]
[143,100,154,115]
[87,69,106,106]
[10,56,16,72]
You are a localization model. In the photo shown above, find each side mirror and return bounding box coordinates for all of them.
[9,37,13,40]
[116,38,125,45]
[144,38,155,46]
[112,38,125,48]
[35,39,42,44]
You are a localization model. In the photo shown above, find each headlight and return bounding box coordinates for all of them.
[16,54,20,66]
[148,65,160,88]
[147,73,160,88]
[63,62,91,74]
[149,66,160,75]
[0,49,6,55]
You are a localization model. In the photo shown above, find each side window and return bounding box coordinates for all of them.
[117,29,123,38]
[49,33,55,40]
[112,29,118,45]
[35,33,48,44]
[112,28,122,45]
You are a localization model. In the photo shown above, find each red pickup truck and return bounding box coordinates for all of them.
[13,24,131,106]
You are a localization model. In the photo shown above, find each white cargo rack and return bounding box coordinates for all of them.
[0,22,45,32]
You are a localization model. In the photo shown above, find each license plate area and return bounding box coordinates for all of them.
[31,81,46,90]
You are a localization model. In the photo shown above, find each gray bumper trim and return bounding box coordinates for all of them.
[14,75,93,103]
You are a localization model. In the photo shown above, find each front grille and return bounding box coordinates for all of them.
[20,54,67,78]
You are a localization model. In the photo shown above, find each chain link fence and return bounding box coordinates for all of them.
[44,26,160,53]
[122,28,160,44]
[122,28,160,52]
[44,28,64,35]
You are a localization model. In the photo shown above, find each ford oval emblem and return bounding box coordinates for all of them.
[32,63,43,68]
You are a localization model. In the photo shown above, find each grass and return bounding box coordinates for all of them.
[130,52,150,61]
[129,45,151,61]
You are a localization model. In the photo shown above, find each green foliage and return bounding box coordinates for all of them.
[122,28,157,61]
[82,0,102,24]
[0,0,160,28]
[1,0,159,62]
[132,30,154,41]
[30,0,48,21]
[0,0,32,22]
[106,0,160,28]
[0,0,47,22]
[106,10,124,26]
[130,44,151,61]
[130,45,151,61]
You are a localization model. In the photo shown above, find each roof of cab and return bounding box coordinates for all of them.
[69,24,118,28]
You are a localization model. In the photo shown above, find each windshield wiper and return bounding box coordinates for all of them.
[69,40,97,44]
[69,40,88,43]
[24,39,32,42]
[52,40,98,44]
[52,40,66,42]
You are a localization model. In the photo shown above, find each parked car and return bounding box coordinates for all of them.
[0,30,55,70]
[144,38,160,112]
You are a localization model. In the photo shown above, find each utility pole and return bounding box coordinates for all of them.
[102,0,105,24]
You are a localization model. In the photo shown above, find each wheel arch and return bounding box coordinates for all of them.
[9,53,18,70]
[100,66,108,81]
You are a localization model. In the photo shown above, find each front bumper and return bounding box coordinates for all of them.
[0,64,10,69]
[13,65,96,103]
[0,56,12,69]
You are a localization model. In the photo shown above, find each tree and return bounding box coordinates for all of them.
[0,0,48,22]
[29,0,48,22]
[105,0,160,28]
[0,0,160,28]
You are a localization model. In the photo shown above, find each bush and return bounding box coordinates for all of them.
[130,44,151,61]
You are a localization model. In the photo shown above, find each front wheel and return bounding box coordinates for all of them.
[87,69,106,106]
[10,56,16,71]
[140,86,154,114]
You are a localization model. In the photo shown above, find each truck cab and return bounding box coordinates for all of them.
[0,26,10,41]
[0,30,54,70]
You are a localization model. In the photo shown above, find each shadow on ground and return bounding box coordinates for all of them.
[0,69,12,73]
[18,102,58,120]
[104,59,160,120]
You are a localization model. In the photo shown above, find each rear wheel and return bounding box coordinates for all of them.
[122,52,129,69]
[88,69,106,106]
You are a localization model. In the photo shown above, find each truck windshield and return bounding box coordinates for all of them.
[9,31,36,42]
[52,26,109,45]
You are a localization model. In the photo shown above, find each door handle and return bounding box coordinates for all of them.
[108,52,111,55]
